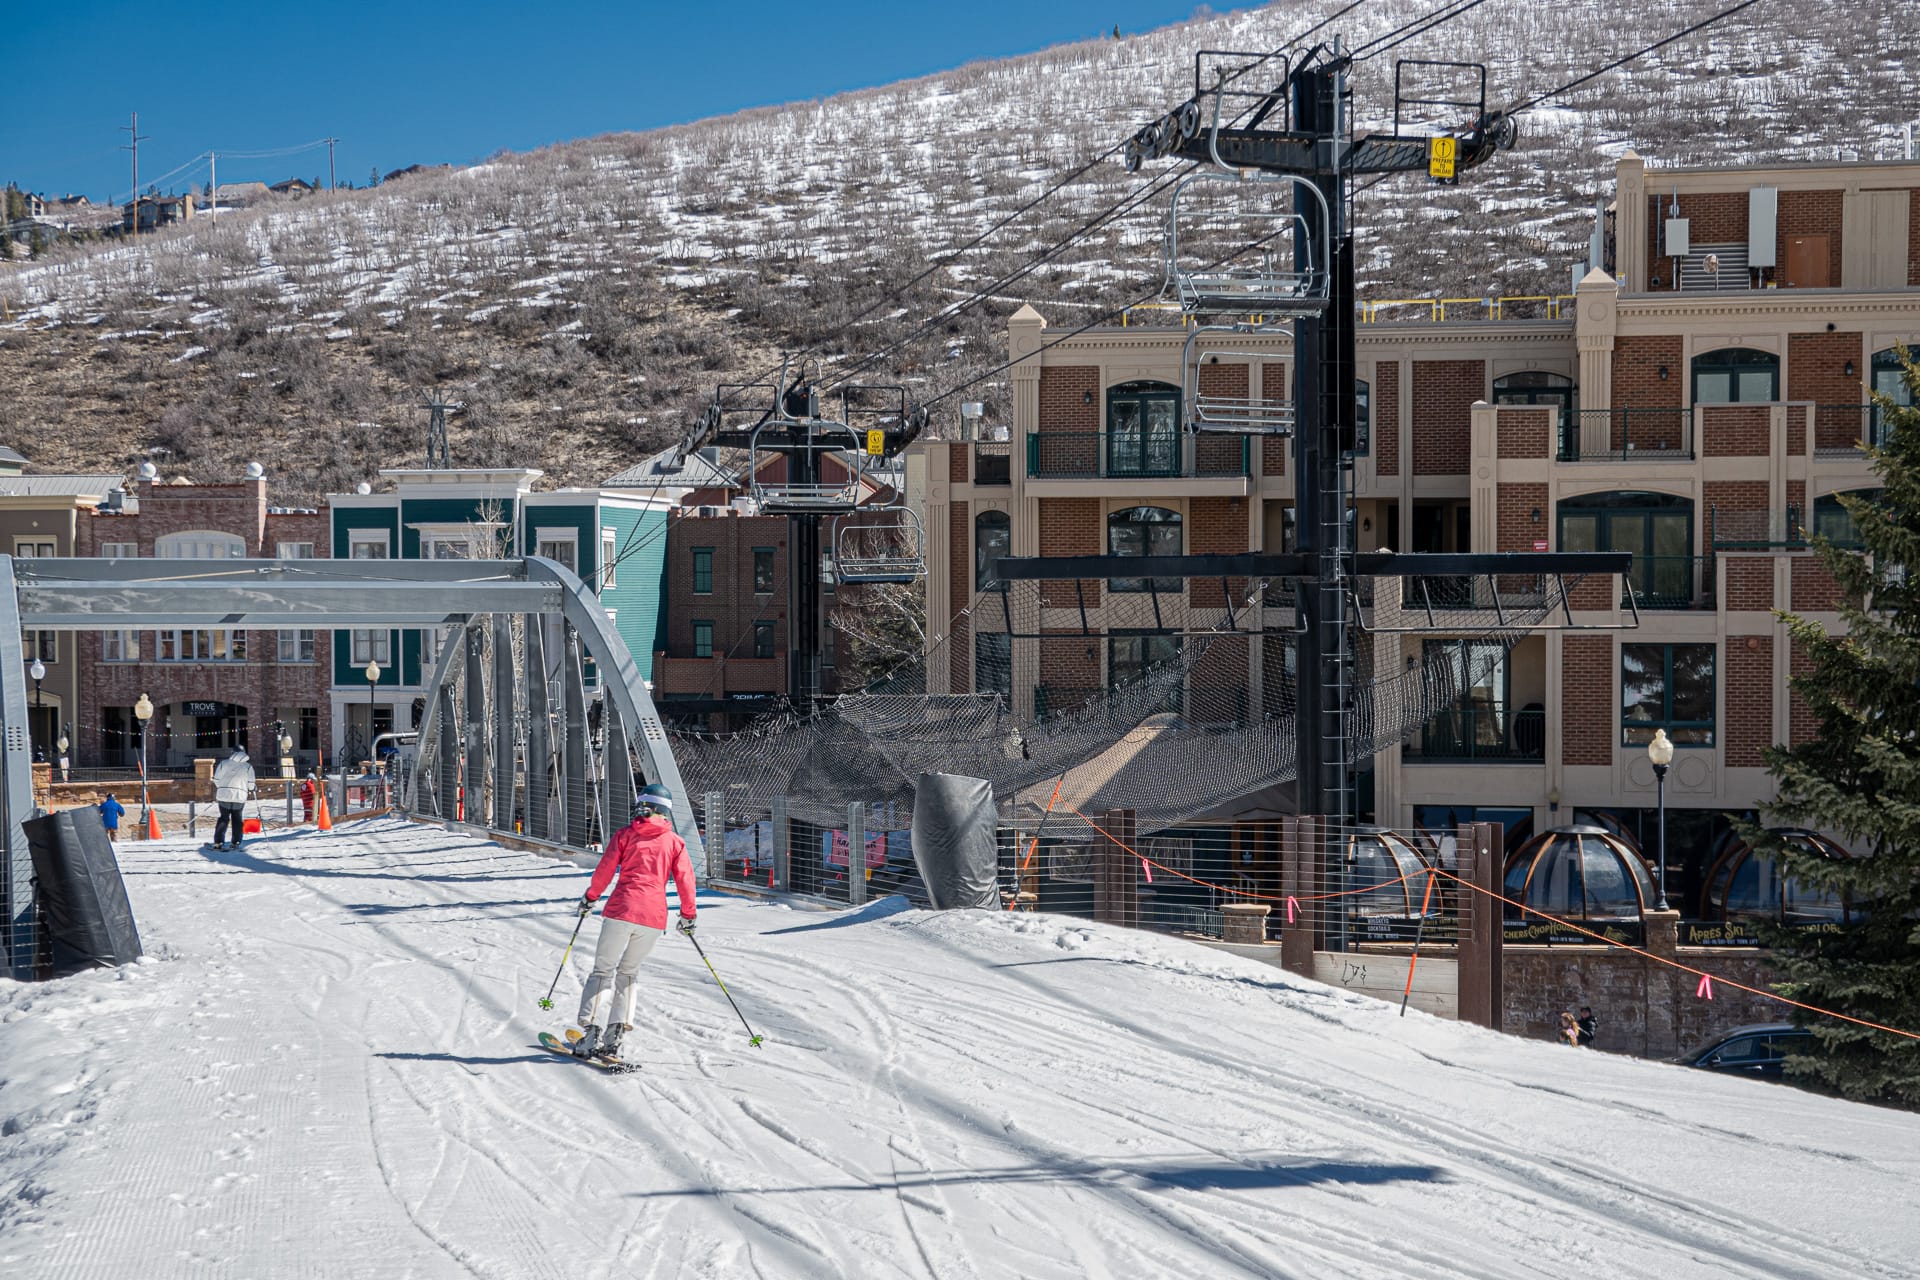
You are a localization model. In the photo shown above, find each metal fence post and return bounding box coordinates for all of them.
[188,800,196,839]
[703,790,724,883]
[771,796,790,893]
[847,801,867,907]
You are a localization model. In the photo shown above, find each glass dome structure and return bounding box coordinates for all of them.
[1701,829,1857,925]
[1344,826,1436,920]
[1502,825,1656,923]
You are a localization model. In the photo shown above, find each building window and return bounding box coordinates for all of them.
[601,529,618,588]
[1106,380,1181,478]
[348,531,390,560]
[692,621,714,658]
[156,530,246,559]
[753,621,776,659]
[22,630,56,663]
[1493,370,1576,432]
[153,630,246,662]
[975,511,1010,593]
[276,541,315,559]
[1353,378,1372,455]
[1108,632,1181,714]
[536,531,578,573]
[298,707,320,751]
[1691,348,1779,405]
[1871,348,1913,445]
[97,541,138,558]
[975,631,1011,698]
[753,547,776,594]
[1622,643,1716,746]
[1557,491,1693,606]
[1107,506,1182,593]
[423,535,474,560]
[101,629,138,662]
[351,629,392,665]
[278,629,316,662]
[14,539,55,558]
[1811,489,1881,550]
[691,547,714,594]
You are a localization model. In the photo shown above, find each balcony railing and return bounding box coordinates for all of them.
[1408,707,1545,762]
[1627,555,1716,610]
[1028,432,1250,480]
[974,441,1011,485]
[1709,504,1802,551]
[1559,408,1694,462]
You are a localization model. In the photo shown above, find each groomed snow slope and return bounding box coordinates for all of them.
[2,821,1916,1279]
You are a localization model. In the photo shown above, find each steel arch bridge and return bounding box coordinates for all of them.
[0,555,699,979]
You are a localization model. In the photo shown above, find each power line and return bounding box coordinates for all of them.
[726,0,1372,404]
[1508,0,1768,113]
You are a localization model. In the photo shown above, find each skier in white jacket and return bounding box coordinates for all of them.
[212,748,257,851]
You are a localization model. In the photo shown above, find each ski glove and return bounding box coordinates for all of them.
[676,917,696,937]
[577,896,595,918]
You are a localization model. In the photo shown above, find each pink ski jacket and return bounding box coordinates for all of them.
[586,815,697,930]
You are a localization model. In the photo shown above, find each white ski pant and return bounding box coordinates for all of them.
[578,916,662,1028]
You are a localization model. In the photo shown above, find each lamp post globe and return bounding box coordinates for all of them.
[364,660,381,764]
[134,693,155,828]
[1647,728,1674,911]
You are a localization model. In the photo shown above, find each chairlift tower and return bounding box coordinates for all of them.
[671,366,927,713]
[1125,44,1520,828]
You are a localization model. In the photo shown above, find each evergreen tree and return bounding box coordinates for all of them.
[1749,346,1920,1107]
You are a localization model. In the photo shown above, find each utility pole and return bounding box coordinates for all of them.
[325,137,338,190]
[120,112,150,236]
[209,151,216,222]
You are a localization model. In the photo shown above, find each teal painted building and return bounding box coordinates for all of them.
[325,469,671,764]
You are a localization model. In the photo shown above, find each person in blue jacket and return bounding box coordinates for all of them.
[99,793,126,842]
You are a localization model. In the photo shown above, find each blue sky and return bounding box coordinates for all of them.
[3,1,1252,202]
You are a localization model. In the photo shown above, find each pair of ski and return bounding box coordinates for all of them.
[538,1028,640,1074]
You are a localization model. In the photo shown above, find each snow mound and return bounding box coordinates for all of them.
[1,820,1914,1278]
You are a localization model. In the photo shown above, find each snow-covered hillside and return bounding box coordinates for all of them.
[2,820,1915,1278]
[0,0,1914,500]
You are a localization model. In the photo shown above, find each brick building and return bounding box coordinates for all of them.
[920,151,1920,915]
[73,476,333,771]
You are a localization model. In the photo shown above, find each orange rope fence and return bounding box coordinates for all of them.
[1023,808,1920,1044]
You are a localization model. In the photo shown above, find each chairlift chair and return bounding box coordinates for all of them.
[1181,328,1295,435]
[1165,171,1330,318]
[747,415,868,515]
[831,506,927,585]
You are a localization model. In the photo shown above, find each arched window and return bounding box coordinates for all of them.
[1106,380,1181,478]
[1557,491,1693,607]
[974,510,1010,593]
[1493,370,1576,431]
[1812,489,1882,550]
[155,530,246,559]
[1108,506,1181,593]
[1691,348,1778,404]
[1871,347,1914,445]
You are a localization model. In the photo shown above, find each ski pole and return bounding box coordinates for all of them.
[537,909,589,1011]
[686,931,764,1048]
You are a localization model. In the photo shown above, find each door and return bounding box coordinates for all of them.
[1784,234,1830,288]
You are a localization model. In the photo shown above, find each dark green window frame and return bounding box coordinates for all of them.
[752,621,775,659]
[1871,348,1913,445]
[1691,347,1779,405]
[1812,489,1882,550]
[1621,643,1716,746]
[1106,380,1181,478]
[691,547,714,594]
[975,631,1011,698]
[1557,491,1694,606]
[1492,370,1576,432]
[1107,506,1182,594]
[975,510,1010,593]
[752,547,776,594]
[691,620,714,658]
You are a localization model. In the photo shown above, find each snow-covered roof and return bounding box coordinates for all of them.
[0,474,124,499]
[604,445,736,490]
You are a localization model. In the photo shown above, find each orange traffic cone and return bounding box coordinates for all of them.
[145,807,162,841]
[315,787,333,832]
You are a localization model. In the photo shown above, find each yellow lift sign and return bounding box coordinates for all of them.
[1427,136,1457,182]
[867,429,886,456]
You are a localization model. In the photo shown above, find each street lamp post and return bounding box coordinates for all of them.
[1647,728,1674,912]
[27,658,44,756]
[364,659,381,804]
[134,693,154,834]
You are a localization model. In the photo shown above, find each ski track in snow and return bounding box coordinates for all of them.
[2,820,1918,1279]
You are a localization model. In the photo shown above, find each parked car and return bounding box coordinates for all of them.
[1677,1023,1815,1080]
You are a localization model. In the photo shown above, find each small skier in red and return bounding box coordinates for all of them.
[572,784,697,1060]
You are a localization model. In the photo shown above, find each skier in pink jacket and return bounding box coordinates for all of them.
[572,783,697,1060]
